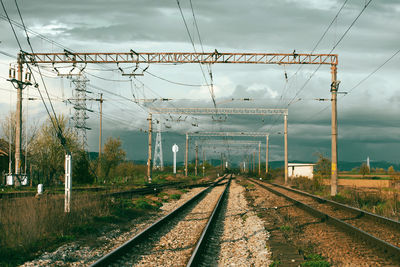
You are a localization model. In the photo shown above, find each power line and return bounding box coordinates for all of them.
[286,0,373,107]
[1,0,68,150]
[299,47,399,124]
[176,0,216,108]
[13,0,67,148]
[280,0,350,106]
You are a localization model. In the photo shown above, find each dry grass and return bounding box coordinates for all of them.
[0,192,111,265]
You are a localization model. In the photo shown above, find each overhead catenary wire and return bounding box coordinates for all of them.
[298,47,400,124]
[1,0,68,150]
[286,0,373,107]
[176,0,216,108]
[279,0,349,107]
[13,0,68,149]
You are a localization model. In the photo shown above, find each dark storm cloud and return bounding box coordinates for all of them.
[1,0,399,164]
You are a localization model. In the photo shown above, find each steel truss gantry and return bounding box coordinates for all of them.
[148,107,288,116]
[20,52,338,65]
[195,140,262,174]
[16,50,338,195]
[188,131,270,174]
[149,107,286,178]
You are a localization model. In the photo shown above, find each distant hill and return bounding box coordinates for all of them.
[268,160,400,172]
[86,150,400,172]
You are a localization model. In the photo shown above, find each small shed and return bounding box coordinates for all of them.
[288,163,315,179]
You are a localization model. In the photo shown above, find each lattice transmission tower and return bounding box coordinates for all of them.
[71,75,91,149]
[153,121,163,170]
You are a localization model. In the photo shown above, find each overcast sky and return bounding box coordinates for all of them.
[0,0,399,165]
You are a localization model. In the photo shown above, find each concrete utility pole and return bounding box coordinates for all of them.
[266,135,269,174]
[331,65,338,196]
[253,151,256,173]
[221,153,223,171]
[185,133,189,176]
[258,141,261,176]
[202,150,205,177]
[15,60,23,175]
[147,113,152,182]
[284,114,288,184]
[64,154,72,212]
[195,144,198,176]
[98,93,103,159]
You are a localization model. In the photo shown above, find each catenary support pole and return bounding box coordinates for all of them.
[195,144,198,176]
[253,151,256,173]
[266,135,269,174]
[185,133,188,176]
[258,141,261,175]
[15,59,23,175]
[147,113,152,182]
[284,114,288,184]
[98,93,103,159]
[331,65,338,196]
[202,150,205,176]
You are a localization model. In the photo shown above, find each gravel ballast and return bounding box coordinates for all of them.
[217,180,271,266]
[20,187,206,267]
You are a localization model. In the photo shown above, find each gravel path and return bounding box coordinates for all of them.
[116,185,225,266]
[20,187,206,267]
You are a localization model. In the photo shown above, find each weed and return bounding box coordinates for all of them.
[269,260,281,266]
[180,189,189,193]
[169,193,181,200]
[301,253,330,267]
[280,225,292,232]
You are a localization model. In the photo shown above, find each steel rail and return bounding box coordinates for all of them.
[271,182,400,229]
[249,178,400,260]
[90,175,228,267]
[186,176,232,266]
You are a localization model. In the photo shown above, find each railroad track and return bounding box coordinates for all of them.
[249,178,400,262]
[0,179,219,199]
[90,175,231,266]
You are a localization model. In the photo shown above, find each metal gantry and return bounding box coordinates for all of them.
[188,131,270,174]
[196,140,262,174]
[20,52,338,65]
[148,108,287,179]
[15,50,339,195]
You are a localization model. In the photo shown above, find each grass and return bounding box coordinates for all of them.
[0,191,165,266]
[169,193,181,200]
[301,254,330,267]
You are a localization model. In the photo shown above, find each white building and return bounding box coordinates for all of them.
[288,163,315,179]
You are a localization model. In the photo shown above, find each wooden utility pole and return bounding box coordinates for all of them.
[284,114,288,184]
[258,141,261,175]
[147,113,152,182]
[266,135,269,174]
[185,133,188,176]
[331,65,338,196]
[195,144,198,176]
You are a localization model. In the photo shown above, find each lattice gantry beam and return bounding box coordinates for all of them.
[20,52,338,65]
[189,131,268,137]
[196,140,261,145]
[148,107,288,115]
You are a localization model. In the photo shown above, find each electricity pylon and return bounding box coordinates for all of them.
[153,121,163,170]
